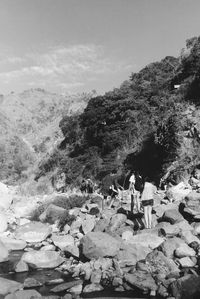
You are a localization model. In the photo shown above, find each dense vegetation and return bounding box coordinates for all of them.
[37,37,200,186]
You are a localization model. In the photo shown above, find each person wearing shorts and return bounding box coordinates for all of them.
[141,178,157,229]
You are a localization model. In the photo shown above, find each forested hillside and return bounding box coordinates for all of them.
[35,37,200,187]
[0,89,92,183]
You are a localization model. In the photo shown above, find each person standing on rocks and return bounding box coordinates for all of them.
[141,177,157,229]
[129,171,136,212]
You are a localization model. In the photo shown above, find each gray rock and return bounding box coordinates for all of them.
[162,209,184,224]
[23,277,42,288]
[0,213,8,232]
[68,283,82,294]
[15,259,29,273]
[178,256,196,268]
[109,213,127,232]
[124,232,164,250]
[124,271,157,292]
[51,280,83,293]
[175,243,196,258]
[0,237,27,251]
[0,239,9,262]
[83,283,104,293]
[21,250,64,269]
[81,215,96,234]
[0,277,22,296]
[93,218,110,232]
[52,234,74,250]
[5,289,41,299]
[80,232,121,259]
[181,230,200,245]
[90,270,101,284]
[170,274,200,299]
[15,222,51,243]
[160,237,185,258]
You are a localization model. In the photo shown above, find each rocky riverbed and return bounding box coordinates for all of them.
[1,181,200,299]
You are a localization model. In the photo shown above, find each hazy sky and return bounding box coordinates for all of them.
[0,0,200,95]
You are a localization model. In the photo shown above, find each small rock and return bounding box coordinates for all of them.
[15,259,29,273]
[175,244,196,258]
[83,283,104,293]
[0,277,22,295]
[40,244,56,251]
[52,234,74,250]
[23,277,42,288]
[68,283,83,295]
[5,289,42,299]
[178,257,196,268]
[21,250,64,269]
[51,280,83,293]
[15,222,51,243]
[90,270,101,284]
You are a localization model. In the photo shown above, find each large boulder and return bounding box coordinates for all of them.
[184,191,200,218]
[166,182,191,202]
[146,250,180,277]
[160,237,185,258]
[0,213,8,232]
[15,222,51,243]
[162,209,184,224]
[80,232,121,259]
[21,250,64,269]
[0,239,9,262]
[39,204,66,223]
[124,271,157,292]
[170,274,200,299]
[0,277,22,296]
[125,232,164,250]
[109,213,127,232]
[0,237,26,251]
[5,289,42,299]
[117,242,151,267]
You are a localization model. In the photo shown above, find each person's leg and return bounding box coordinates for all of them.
[131,193,134,212]
[144,206,148,228]
[136,191,140,212]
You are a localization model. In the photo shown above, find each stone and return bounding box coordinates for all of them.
[21,250,64,269]
[192,222,200,235]
[45,278,64,286]
[124,271,157,292]
[90,270,102,284]
[5,289,42,299]
[68,283,82,294]
[0,213,8,232]
[51,280,83,293]
[23,277,42,288]
[175,243,196,258]
[109,213,127,232]
[0,238,9,262]
[166,182,191,202]
[178,257,196,268]
[160,237,185,258]
[124,232,164,250]
[146,250,180,277]
[93,218,110,232]
[64,245,79,258]
[162,209,184,224]
[80,232,121,259]
[170,274,200,299]
[63,295,72,299]
[121,230,133,241]
[81,215,96,234]
[1,237,27,251]
[181,230,200,245]
[52,234,74,250]
[15,259,29,272]
[0,277,22,295]
[83,283,104,293]
[39,204,66,223]
[64,224,70,234]
[117,242,151,267]
[15,222,51,243]
[40,244,56,251]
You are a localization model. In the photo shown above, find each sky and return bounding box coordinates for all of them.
[0,0,200,95]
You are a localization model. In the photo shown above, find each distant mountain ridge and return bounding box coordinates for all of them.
[0,88,93,182]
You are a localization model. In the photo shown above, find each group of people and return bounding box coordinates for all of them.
[129,171,157,229]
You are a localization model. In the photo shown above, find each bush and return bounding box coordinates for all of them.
[57,211,75,231]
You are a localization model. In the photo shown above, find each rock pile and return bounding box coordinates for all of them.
[1,186,200,298]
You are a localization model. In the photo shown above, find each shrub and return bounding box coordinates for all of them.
[57,211,76,231]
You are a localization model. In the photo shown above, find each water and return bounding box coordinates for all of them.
[0,251,158,298]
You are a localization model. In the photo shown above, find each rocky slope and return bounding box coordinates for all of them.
[1,180,200,298]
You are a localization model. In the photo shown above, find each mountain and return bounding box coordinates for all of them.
[37,37,200,187]
[0,88,93,183]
